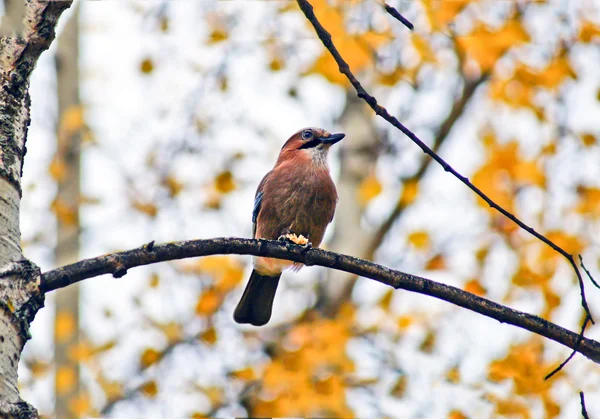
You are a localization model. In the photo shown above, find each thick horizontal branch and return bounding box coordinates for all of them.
[42,237,600,364]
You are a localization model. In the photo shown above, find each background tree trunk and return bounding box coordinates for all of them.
[53,7,81,418]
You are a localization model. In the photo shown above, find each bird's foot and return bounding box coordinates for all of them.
[278,233,311,248]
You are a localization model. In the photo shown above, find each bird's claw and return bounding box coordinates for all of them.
[277,233,310,248]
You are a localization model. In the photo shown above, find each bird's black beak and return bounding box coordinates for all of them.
[319,133,345,145]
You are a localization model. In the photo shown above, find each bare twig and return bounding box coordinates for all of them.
[545,314,591,380]
[295,0,594,324]
[580,391,589,419]
[381,2,413,30]
[580,255,600,290]
[41,237,600,363]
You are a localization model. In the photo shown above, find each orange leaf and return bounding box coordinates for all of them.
[140,348,162,368]
[425,254,446,270]
[141,380,158,398]
[195,289,222,316]
[140,58,154,74]
[200,327,217,345]
[464,279,486,296]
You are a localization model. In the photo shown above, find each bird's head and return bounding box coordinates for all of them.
[277,127,345,166]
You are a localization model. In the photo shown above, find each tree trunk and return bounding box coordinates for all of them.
[0,1,73,415]
[53,7,82,418]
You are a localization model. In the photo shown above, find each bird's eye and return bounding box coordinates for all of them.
[301,130,313,140]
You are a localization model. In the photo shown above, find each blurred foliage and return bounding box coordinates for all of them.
[16,0,600,417]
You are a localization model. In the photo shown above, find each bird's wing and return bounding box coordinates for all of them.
[252,173,270,238]
[252,191,263,225]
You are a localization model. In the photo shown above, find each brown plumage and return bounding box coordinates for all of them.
[233,127,344,326]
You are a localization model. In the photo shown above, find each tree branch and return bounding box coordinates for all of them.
[295,0,594,324]
[41,237,600,364]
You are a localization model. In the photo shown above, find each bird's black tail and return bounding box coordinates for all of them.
[233,270,281,326]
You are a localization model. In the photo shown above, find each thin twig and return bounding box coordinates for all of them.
[382,2,413,30]
[545,314,590,380]
[295,0,594,324]
[580,391,589,419]
[41,237,600,363]
[580,254,600,290]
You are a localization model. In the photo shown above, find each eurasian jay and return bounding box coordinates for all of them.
[233,127,345,326]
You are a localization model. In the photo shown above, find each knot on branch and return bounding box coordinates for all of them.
[0,258,44,341]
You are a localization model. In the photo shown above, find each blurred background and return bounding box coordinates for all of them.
[5,0,600,417]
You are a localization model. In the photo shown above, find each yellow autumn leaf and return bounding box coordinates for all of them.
[204,387,224,405]
[538,231,584,266]
[379,289,394,311]
[457,19,529,72]
[581,133,596,146]
[399,180,419,206]
[214,170,236,193]
[140,58,154,74]
[97,373,123,401]
[208,28,228,44]
[269,56,284,72]
[230,367,255,381]
[397,315,413,329]
[580,20,600,43]
[132,200,158,218]
[158,322,183,344]
[163,175,184,197]
[306,0,391,85]
[357,173,382,205]
[488,339,553,394]
[149,272,160,288]
[408,230,430,251]
[535,55,576,89]
[390,376,407,398]
[411,33,436,63]
[421,0,474,30]
[28,360,50,378]
[576,186,600,217]
[446,367,461,384]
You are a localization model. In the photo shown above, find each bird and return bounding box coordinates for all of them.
[233,127,345,326]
